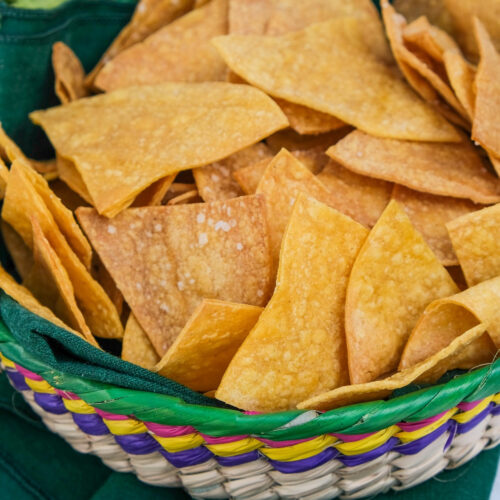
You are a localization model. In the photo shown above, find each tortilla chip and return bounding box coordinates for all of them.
[318,160,392,228]
[77,195,273,355]
[155,299,262,391]
[52,42,89,104]
[91,254,124,319]
[31,82,288,217]
[166,190,201,205]
[86,0,195,87]
[392,185,482,266]
[327,130,500,204]
[25,219,98,347]
[56,155,94,204]
[345,200,459,384]
[298,323,487,410]
[122,313,160,369]
[0,159,8,199]
[216,194,368,411]
[471,18,500,159]
[193,143,272,202]
[1,221,33,281]
[95,0,228,92]
[393,0,455,34]
[489,153,500,177]
[49,179,89,212]
[266,128,351,153]
[132,175,176,207]
[213,18,460,142]
[2,162,123,339]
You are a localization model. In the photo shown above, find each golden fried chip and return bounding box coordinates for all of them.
[233,158,271,195]
[25,219,98,347]
[91,254,124,319]
[446,203,500,287]
[52,42,89,104]
[31,82,288,217]
[216,195,368,411]
[266,128,351,153]
[298,323,487,410]
[328,130,500,204]
[56,155,94,204]
[471,18,500,159]
[1,221,33,281]
[318,160,392,228]
[392,185,481,266]
[156,299,262,391]
[193,143,272,202]
[132,175,176,207]
[2,162,123,339]
[122,313,160,369]
[393,0,454,34]
[0,159,8,199]
[213,18,460,142]
[345,200,459,385]
[77,195,273,355]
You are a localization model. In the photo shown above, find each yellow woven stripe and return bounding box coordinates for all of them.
[0,352,15,368]
[103,418,148,435]
[155,433,205,453]
[24,378,56,394]
[492,393,500,405]
[453,396,494,423]
[335,426,399,455]
[259,435,336,461]
[396,409,457,443]
[63,398,95,414]
[206,437,263,457]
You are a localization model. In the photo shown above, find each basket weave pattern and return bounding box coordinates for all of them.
[2,352,500,499]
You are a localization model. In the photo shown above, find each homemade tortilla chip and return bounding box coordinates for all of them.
[318,160,392,228]
[1,221,33,281]
[216,195,368,411]
[213,18,460,142]
[95,0,228,92]
[298,324,487,411]
[52,42,89,104]
[193,143,272,202]
[122,314,160,370]
[77,195,273,355]
[345,200,458,384]
[2,162,123,339]
[392,185,481,266]
[56,155,94,205]
[447,203,500,286]
[31,82,288,217]
[328,130,500,204]
[155,299,262,391]
[471,18,500,159]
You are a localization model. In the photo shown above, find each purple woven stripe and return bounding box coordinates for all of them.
[268,446,338,474]
[339,437,399,467]
[216,450,260,467]
[72,413,109,436]
[396,422,452,455]
[456,404,494,434]
[114,433,162,455]
[444,421,458,450]
[491,404,500,416]
[160,446,213,468]
[6,370,30,391]
[34,392,67,415]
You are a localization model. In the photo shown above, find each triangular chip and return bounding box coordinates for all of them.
[122,313,160,369]
[1,221,32,281]
[52,42,89,104]
[216,195,368,411]
[155,299,262,391]
[193,143,272,202]
[298,323,487,411]
[2,162,123,339]
[318,160,392,228]
[392,185,482,266]
[345,200,459,384]
[77,195,272,355]
[327,130,500,204]
[31,82,288,217]
[95,0,228,92]
[213,18,460,142]
[447,203,500,286]
[471,18,500,158]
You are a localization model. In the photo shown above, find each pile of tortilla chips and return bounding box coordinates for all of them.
[1,0,500,413]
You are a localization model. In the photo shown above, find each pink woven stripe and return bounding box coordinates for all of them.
[330,431,376,442]
[257,437,316,447]
[145,422,196,436]
[15,364,43,381]
[397,410,449,431]
[54,389,79,399]
[201,434,248,444]
[94,408,129,420]
[457,399,483,411]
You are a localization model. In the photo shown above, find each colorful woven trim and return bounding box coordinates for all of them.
[3,353,500,474]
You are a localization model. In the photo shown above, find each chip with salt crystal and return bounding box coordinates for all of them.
[52,42,89,104]
[155,299,262,391]
[122,313,160,370]
[77,195,272,355]
[31,82,288,217]
[328,130,500,204]
[213,18,460,142]
[216,194,368,411]
[298,323,486,411]
[345,200,458,384]
[392,185,481,266]
[95,0,228,92]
